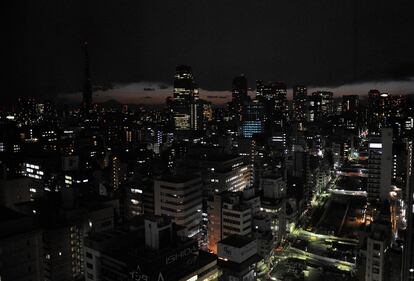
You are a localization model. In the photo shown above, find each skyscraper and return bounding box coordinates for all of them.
[402,140,414,281]
[255,80,265,99]
[367,128,393,202]
[153,175,203,237]
[231,75,249,122]
[368,89,392,132]
[308,91,333,122]
[170,65,201,131]
[258,81,287,128]
[342,95,359,129]
[273,82,287,127]
[342,95,359,114]
[207,190,259,253]
[365,212,392,281]
[293,85,307,122]
[240,99,265,138]
[173,65,198,102]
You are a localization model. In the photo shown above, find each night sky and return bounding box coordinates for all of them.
[9,0,414,103]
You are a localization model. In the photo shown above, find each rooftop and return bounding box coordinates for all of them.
[0,207,26,222]
[156,174,201,183]
[219,234,255,248]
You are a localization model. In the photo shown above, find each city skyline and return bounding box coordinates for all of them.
[3,1,414,281]
[9,0,414,103]
[54,76,414,106]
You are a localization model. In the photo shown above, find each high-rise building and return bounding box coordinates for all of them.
[402,140,414,281]
[240,99,265,138]
[260,175,286,200]
[365,209,392,281]
[170,65,201,131]
[179,151,253,196]
[110,155,123,191]
[173,65,198,102]
[231,75,250,122]
[154,175,203,237]
[84,215,219,281]
[342,95,359,129]
[367,128,393,202]
[255,80,265,99]
[293,85,307,122]
[12,191,119,281]
[257,81,287,127]
[273,82,287,116]
[207,190,259,253]
[0,208,44,281]
[308,91,333,122]
[217,235,259,281]
[368,90,392,132]
[342,95,359,114]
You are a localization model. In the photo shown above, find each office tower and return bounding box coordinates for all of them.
[368,89,392,132]
[255,80,265,99]
[207,190,259,253]
[367,128,393,202]
[173,65,198,102]
[368,89,381,129]
[390,94,408,118]
[402,140,414,281]
[368,89,381,105]
[260,175,286,200]
[273,82,287,113]
[173,112,191,130]
[219,193,252,240]
[13,191,119,281]
[142,183,155,215]
[342,95,359,113]
[0,208,44,281]
[379,93,392,127]
[257,81,287,127]
[179,151,253,196]
[190,102,199,130]
[82,41,93,112]
[308,91,333,121]
[285,144,307,199]
[125,178,152,218]
[232,75,248,103]
[154,175,203,237]
[342,95,359,129]
[202,155,253,194]
[0,177,34,206]
[40,128,58,152]
[293,85,308,122]
[273,82,287,127]
[170,65,202,131]
[17,97,38,124]
[110,155,122,191]
[392,140,410,189]
[21,155,64,194]
[365,211,392,281]
[84,215,219,281]
[217,235,259,281]
[231,75,249,121]
[240,99,265,138]
[251,212,274,259]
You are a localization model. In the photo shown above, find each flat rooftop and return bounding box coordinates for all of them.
[156,174,200,183]
[219,234,255,248]
[0,207,26,222]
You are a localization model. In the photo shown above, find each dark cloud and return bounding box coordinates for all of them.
[8,0,414,103]
[55,78,414,106]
